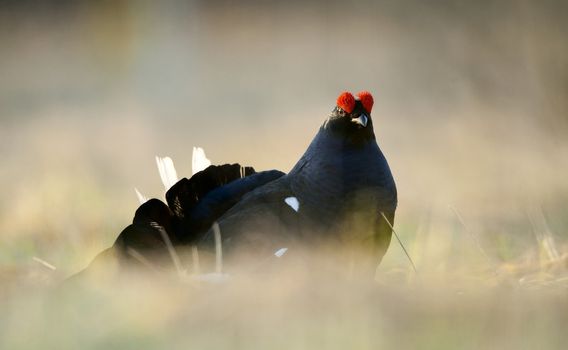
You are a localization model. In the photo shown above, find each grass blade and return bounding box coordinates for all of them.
[381,212,417,273]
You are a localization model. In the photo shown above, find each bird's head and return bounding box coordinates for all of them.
[323,91,376,145]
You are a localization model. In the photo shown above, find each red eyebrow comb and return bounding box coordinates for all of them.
[356,91,374,113]
[336,91,355,113]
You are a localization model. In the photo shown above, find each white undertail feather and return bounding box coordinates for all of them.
[192,147,211,175]
[128,148,234,282]
[134,188,148,204]
[156,156,179,192]
[135,148,210,203]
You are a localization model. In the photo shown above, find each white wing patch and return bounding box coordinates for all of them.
[134,187,148,204]
[156,156,179,191]
[284,196,300,212]
[192,147,212,175]
[274,248,288,258]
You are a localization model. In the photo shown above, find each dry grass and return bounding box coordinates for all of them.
[1,110,567,349]
[1,1,568,348]
[1,247,567,350]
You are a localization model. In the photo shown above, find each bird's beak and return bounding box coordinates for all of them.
[351,114,368,127]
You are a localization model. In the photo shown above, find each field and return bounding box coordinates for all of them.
[1,1,567,349]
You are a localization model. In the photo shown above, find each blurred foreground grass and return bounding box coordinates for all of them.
[0,248,567,350]
[1,169,567,350]
[1,113,568,349]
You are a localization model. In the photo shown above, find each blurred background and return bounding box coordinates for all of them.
[1,0,567,287]
[1,1,568,349]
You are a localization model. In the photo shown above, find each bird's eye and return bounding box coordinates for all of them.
[335,107,346,117]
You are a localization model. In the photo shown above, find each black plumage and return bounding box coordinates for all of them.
[70,198,178,279]
[165,163,284,243]
[196,91,398,273]
[108,165,284,269]
[100,91,397,275]
[112,198,177,269]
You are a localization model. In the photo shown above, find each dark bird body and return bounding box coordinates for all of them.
[196,92,397,273]
[87,91,397,276]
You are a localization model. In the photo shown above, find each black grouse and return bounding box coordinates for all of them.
[195,91,397,274]
[87,91,397,276]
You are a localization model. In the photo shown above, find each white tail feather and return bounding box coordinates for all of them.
[156,156,179,191]
[192,147,211,175]
[134,188,148,204]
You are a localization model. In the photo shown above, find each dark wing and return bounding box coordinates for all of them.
[76,165,284,276]
[165,164,285,243]
[166,164,255,222]
[186,170,285,241]
[198,175,302,263]
[113,198,177,270]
